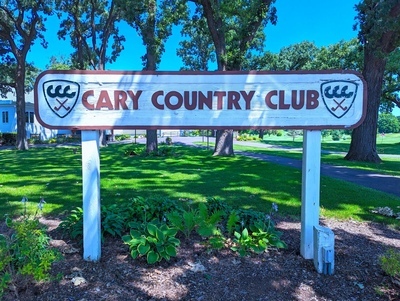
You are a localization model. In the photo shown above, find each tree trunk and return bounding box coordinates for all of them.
[99,130,107,146]
[15,61,28,150]
[146,129,158,154]
[143,10,159,154]
[345,48,386,163]
[213,129,234,156]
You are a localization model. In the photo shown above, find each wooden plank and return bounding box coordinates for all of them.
[300,130,322,259]
[34,70,366,130]
[82,130,101,261]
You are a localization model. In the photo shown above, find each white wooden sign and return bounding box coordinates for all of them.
[33,70,367,265]
[34,70,366,129]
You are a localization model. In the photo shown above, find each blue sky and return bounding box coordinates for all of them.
[30,0,361,71]
[27,0,399,115]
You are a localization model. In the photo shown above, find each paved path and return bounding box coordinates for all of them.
[169,137,400,198]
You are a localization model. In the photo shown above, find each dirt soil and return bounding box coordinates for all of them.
[2,216,400,301]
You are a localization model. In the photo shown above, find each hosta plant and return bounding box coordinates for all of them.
[123,222,180,264]
[231,221,287,257]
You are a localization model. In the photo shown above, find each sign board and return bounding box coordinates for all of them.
[34,70,366,130]
[33,70,367,263]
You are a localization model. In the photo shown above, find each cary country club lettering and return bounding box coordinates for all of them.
[80,89,319,111]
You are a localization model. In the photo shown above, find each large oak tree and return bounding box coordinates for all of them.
[116,0,187,153]
[345,0,400,162]
[0,1,52,150]
[56,0,125,145]
[177,6,215,71]
[56,0,124,71]
[188,0,277,156]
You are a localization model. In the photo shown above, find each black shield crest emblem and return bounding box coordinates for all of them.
[43,80,80,118]
[320,80,358,118]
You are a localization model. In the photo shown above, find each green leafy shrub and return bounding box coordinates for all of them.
[166,209,197,238]
[205,197,232,217]
[59,204,131,241]
[226,210,241,235]
[234,208,266,229]
[231,228,253,256]
[123,222,180,264]
[126,196,182,224]
[114,134,131,141]
[158,145,176,156]
[236,133,260,141]
[167,202,225,250]
[101,204,127,238]
[58,207,84,239]
[5,217,62,280]
[230,203,286,256]
[1,133,17,145]
[0,198,62,297]
[196,203,224,237]
[166,202,224,239]
[0,235,12,296]
[250,221,287,249]
[47,138,57,144]
[231,221,286,256]
[59,196,287,264]
[380,248,400,278]
[331,130,342,141]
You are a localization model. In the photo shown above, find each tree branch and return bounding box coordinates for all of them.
[240,0,275,53]
[0,82,16,88]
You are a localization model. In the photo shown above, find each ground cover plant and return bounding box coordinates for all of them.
[0,198,62,299]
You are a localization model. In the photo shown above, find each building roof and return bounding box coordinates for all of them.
[0,92,34,104]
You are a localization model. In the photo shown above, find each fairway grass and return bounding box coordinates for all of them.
[225,132,400,176]
[232,145,400,177]
[0,143,399,227]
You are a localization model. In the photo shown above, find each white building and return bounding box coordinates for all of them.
[0,92,70,140]
[1,93,183,141]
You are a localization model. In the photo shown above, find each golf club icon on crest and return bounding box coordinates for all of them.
[43,80,80,118]
[320,80,358,118]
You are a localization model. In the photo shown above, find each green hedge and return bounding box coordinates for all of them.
[0,133,17,145]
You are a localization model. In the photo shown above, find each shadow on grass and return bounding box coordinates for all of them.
[0,147,83,215]
[1,143,399,231]
[100,144,302,216]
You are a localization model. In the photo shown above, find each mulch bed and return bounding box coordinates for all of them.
[2,216,399,301]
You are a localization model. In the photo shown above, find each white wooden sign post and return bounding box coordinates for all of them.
[34,70,366,262]
[81,130,101,261]
[301,130,322,259]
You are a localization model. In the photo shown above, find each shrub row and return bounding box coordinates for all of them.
[58,196,287,264]
[0,133,17,145]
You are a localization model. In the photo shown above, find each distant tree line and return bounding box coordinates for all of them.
[1,0,399,163]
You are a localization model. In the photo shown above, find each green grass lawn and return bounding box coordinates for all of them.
[227,133,400,176]
[260,132,400,155]
[0,143,399,228]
